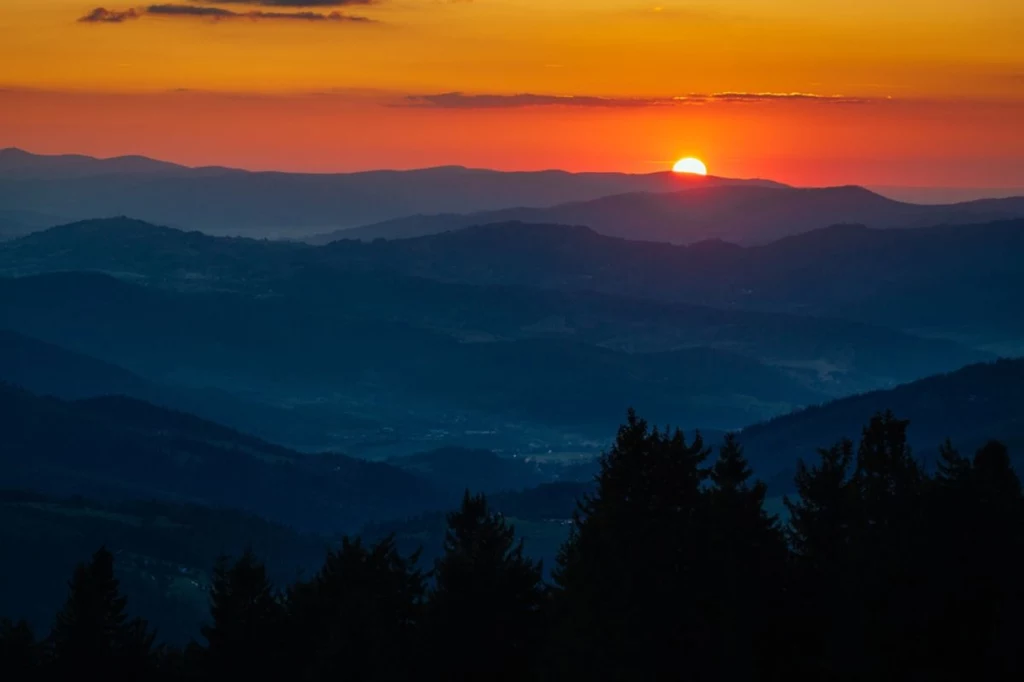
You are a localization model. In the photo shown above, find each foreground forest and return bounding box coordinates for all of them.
[3,410,1022,681]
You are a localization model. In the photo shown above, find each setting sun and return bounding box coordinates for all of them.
[672,157,708,175]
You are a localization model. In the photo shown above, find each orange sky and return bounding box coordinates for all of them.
[1,0,1023,185]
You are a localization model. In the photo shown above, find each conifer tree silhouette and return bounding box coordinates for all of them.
[428,491,545,682]
[201,550,283,681]
[49,547,154,682]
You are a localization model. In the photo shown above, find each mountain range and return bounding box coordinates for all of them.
[313,219,1024,351]
[6,216,1017,450]
[2,208,1022,643]
[0,271,822,435]
[313,185,1024,245]
[3,141,1024,662]
[5,148,1022,246]
[0,148,781,237]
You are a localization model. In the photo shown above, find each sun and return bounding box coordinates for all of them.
[672,157,708,175]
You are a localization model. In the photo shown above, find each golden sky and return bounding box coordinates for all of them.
[2,0,1023,184]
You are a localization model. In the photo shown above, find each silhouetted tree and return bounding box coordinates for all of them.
[784,437,860,679]
[850,412,931,676]
[7,409,1024,682]
[428,491,545,682]
[285,536,425,681]
[200,550,283,681]
[705,434,788,679]
[48,547,154,681]
[0,619,39,681]
[935,440,1024,678]
[935,438,970,486]
[554,409,711,681]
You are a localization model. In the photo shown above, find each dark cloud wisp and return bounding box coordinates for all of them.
[404,91,878,109]
[79,4,375,23]
[147,4,233,16]
[200,0,373,6]
[405,93,670,109]
[78,7,140,22]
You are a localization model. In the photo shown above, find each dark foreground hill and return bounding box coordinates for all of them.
[0,490,329,644]
[0,328,379,451]
[739,358,1024,491]
[0,384,440,532]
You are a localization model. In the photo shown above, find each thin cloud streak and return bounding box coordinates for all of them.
[78,7,141,22]
[79,4,375,23]
[200,0,373,5]
[403,91,880,109]
[704,92,876,104]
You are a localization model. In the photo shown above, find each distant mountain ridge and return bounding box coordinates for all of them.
[0,147,210,178]
[0,148,784,237]
[315,185,1024,245]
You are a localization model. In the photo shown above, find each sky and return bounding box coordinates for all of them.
[1,0,1022,186]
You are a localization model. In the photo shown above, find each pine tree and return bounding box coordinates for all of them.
[784,439,857,678]
[428,491,545,682]
[934,438,970,486]
[285,536,425,681]
[784,439,855,566]
[964,440,1024,676]
[554,409,711,681]
[922,439,1019,679]
[787,413,929,678]
[706,434,788,679]
[853,411,922,533]
[48,547,154,682]
[0,619,39,681]
[200,550,283,681]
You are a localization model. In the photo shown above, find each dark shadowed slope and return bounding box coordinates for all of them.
[317,185,1024,245]
[0,148,782,236]
[0,272,823,431]
[388,447,547,498]
[0,383,439,532]
[0,489,329,645]
[0,218,995,393]
[0,328,379,450]
[316,219,1024,347]
[738,358,1024,492]
[0,216,310,288]
[0,328,155,399]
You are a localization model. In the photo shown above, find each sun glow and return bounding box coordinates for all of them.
[672,157,708,175]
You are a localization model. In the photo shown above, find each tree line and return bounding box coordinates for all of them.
[3,409,1023,680]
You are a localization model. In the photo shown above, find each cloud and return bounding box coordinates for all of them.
[147,4,234,16]
[404,93,676,109]
[78,7,141,22]
[203,0,373,5]
[403,91,878,109]
[79,4,375,22]
[700,92,873,104]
